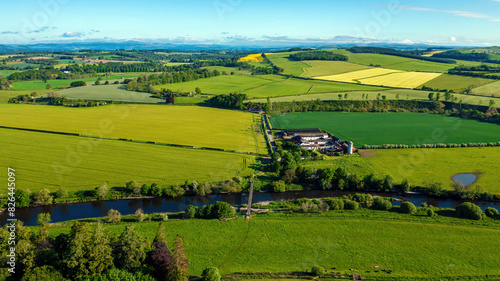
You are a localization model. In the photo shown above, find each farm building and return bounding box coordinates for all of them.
[286,128,356,154]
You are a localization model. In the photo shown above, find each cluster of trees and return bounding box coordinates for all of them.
[362,141,500,150]
[8,92,110,108]
[0,220,192,281]
[433,50,500,64]
[289,51,348,61]
[208,93,248,110]
[70,81,86,87]
[260,53,284,74]
[448,65,500,80]
[347,47,456,64]
[184,202,235,219]
[0,76,11,90]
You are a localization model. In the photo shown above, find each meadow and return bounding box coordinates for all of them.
[316,69,442,89]
[43,212,500,278]
[0,128,255,192]
[269,112,500,147]
[421,74,495,92]
[300,61,371,77]
[471,80,500,97]
[0,104,267,154]
[266,52,311,76]
[0,89,54,103]
[58,84,163,103]
[11,75,138,91]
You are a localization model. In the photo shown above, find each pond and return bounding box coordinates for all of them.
[1,190,499,226]
[452,173,478,186]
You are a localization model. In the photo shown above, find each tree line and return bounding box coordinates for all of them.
[347,47,456,64]
[433,50,500,64]
[288,51,348,61]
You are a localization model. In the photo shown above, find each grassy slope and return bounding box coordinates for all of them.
[44,212,500,278]
[251,89,500,105]
[300,61,371,77]
[11,75,138,91]
[58,84,162,103]
[471,80,500,97]
[266,53,311,76]
[154,75,285,95]
[422,74,495,92]
[0,89,54,103]
[0,128,255,192]
[269,112,500,147]
[0,104,266,154]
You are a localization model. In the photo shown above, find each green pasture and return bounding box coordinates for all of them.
[58,84,162,103]
[266,52,311,76]
[270,112,500,147]
[0,89,54,103]
[0,70,22,77]
[11,75,138,91]
[421,74,495,92]
[202,66,252,75]
[472,80,500,97]
[301,60,371,77]
[0,104,267,154]
[43,211,500,278]
[0,128,255,192]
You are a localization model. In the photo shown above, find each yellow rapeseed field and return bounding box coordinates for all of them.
[239,53,273,63]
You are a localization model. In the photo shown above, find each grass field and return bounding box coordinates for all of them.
[422,74,495,92]
[58,84,163,103]
[202,66,252,75]
[0,89,54,103]
[43,212,500,278]
[316,69,441,89]
[472,80,500,97]
[154,75,285,95]
[11,75,139,91]
[251,88,500,105]
[0,128,255,192]
[301,61,371,77]
[266,52,311,76]
[0,104,267,154]
[243,77,386,99]
[269,112,500,147]
[0,70,22,77]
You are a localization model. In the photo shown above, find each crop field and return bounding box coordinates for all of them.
[472,80,500,97]
[270,112,500,147]
[266,52,311,76]
[238,53,272,63]
[316,69,441,89]
[202,66,252,75]
[421,74,495,92]
[0,89,54,103]
[45,213,500,278]
[58,84,162,103]
[300,61,371,77]
[0,104,267,154]
[251,88,500,105]
[154,74,285,95]
[11,75,138,91]
[0,128,255,192]
[243,77,386,99]
[365,147,500,192]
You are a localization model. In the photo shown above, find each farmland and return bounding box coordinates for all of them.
[266,52,311,76]
[58,84,162,103]
[269,112,500,147]
[0,89,54,103]
[0,104,267,154]
[238,53,271,63]
[421,74,495,92]
[10,75,138,91]
[471,80,500,97]
[315,68,442,89]
[301,61,371,77]
[0,128,255,192]
[44,212,500,278]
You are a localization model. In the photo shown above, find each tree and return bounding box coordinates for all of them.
[46,84,52,89]
[184,205,198,219]
[141,184,151,195]
[34,189,53,205]
[104,80,110,85]
[151,183,163,196]
[154,221,168,244]
[485,207,499,217]
[399,202,417,214]
[281,168,296,184]
[311,265,325,277]
[490,99,496,108]
[97,182,109,198]
[37,213,51,226]
[382,175,394,191]
[114,224,147,270]
[401,179,411,192]
[15,189,31,207]
[87,222,113,275]
[372,197,392,210]
[56,187,69,199]
[435,92,441,101]
[63,222,92,279]
[272,180,287,193]
[171,235,189,281]
[21,265,66,281]
[428,92,434,101]
[135,208,148,222]
[107,209,121,223]
[149,241,173,281]
[396,93,400,100]
[202,267,221,281]
[456,202,485,220]
[195,87,202,95]
[126,180,139,192]
[213,201,234,219]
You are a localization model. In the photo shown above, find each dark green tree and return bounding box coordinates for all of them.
[114,224,147,270]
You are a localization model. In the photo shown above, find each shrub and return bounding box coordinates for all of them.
[485,207,499,217]
[199,202,234,219]
[107,209,121,223]
[343,199,359,210]
[456,202,485,220]
[372,197,392,210]
[311,265,325,276]
[184,205,198,219]
[160,213,169,221]
[325,198,344,210]
[272,180,287,193]
[135,208,148,222]
[70,81,86,87]
[399,202,417,214]
[351,193,373,203]
[202,267,221,281]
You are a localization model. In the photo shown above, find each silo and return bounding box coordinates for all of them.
[348,141,354,155]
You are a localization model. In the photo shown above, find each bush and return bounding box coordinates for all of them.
[202,267,221,281]
[399,202,417,214]
[343,199,359,210]
[485,207,499,217]
[325,198,344,210]
[372,197,392,210]
[456,202,485,220]
[272,180,287,193]
[70,81,86,87]
[351,193,373,203]
[185,205,198,219]
[199,202,234,219]
[160,213,169,221]
[311,265,325,277]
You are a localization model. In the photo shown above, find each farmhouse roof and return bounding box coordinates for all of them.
[285,128,323,134]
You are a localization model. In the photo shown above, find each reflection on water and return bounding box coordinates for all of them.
[2,190,499,226]
[452,173,477,187]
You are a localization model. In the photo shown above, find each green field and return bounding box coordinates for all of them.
[44,212,500,278]
[0,70,22,77]
[58,84,163,103]
[0,89,55,103]
[0,104,267,154]
[251,88,500,105]
[270,112,500,147]
[422,74,495,92]
[11,75,138,91]
[266,52,311,76]
[202,66,252,75]
[0,128,255,192]
[301,61,371,77]
[471,80,500,97]
[154,74,285,95]
[243,77,386,99]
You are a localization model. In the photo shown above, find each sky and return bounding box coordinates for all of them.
[1,0,500,46]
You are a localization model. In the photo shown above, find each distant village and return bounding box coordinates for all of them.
[276,128,356,155]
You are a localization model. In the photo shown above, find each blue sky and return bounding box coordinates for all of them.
[1,0,500,46]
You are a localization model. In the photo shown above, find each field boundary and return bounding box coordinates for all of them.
[0,125,266,157]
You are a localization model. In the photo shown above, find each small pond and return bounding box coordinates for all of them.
[452,173,478,186]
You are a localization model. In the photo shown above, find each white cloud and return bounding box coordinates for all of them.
[398,5,500,22]
[61,31,83,38]
[450,36,457,42]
